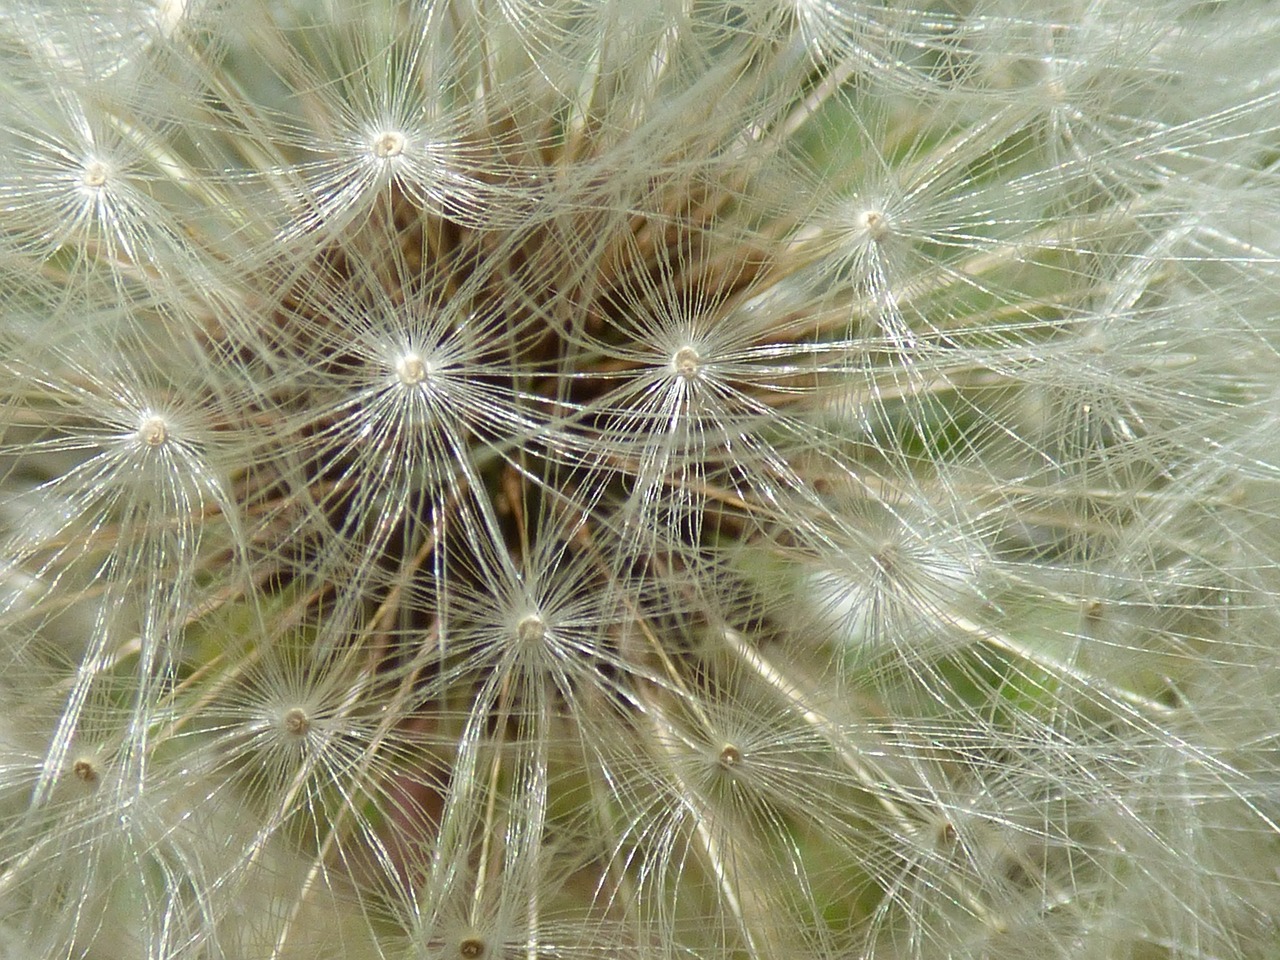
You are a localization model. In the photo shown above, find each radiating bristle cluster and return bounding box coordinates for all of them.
[2,0,1279,958]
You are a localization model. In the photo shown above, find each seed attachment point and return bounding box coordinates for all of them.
[859,209,889,242]
[137,415,170,447]
[672,346,702,380]
[395,352,430,386]
[282,707,311,736]
[80,160,110,190]
[717,743,743,769]
[516,614,547,645]
[371,130,407,160]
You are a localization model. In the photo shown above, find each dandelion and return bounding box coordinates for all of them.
[2,1,1280,958]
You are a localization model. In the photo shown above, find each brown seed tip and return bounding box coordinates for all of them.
[283,707,311,736]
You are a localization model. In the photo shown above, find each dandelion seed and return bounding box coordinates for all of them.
[671,345,702,380]
[71,757,100,785]
[370,129,407,161]
[394,351,430,388]
[136,414,169,447]
[515,614,546,646]
[78,159,110,192]
[858,208,890,243]
[717,743,743,769]
[280,707,310,737]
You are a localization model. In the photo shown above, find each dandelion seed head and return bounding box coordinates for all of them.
[4,0,1279,957]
